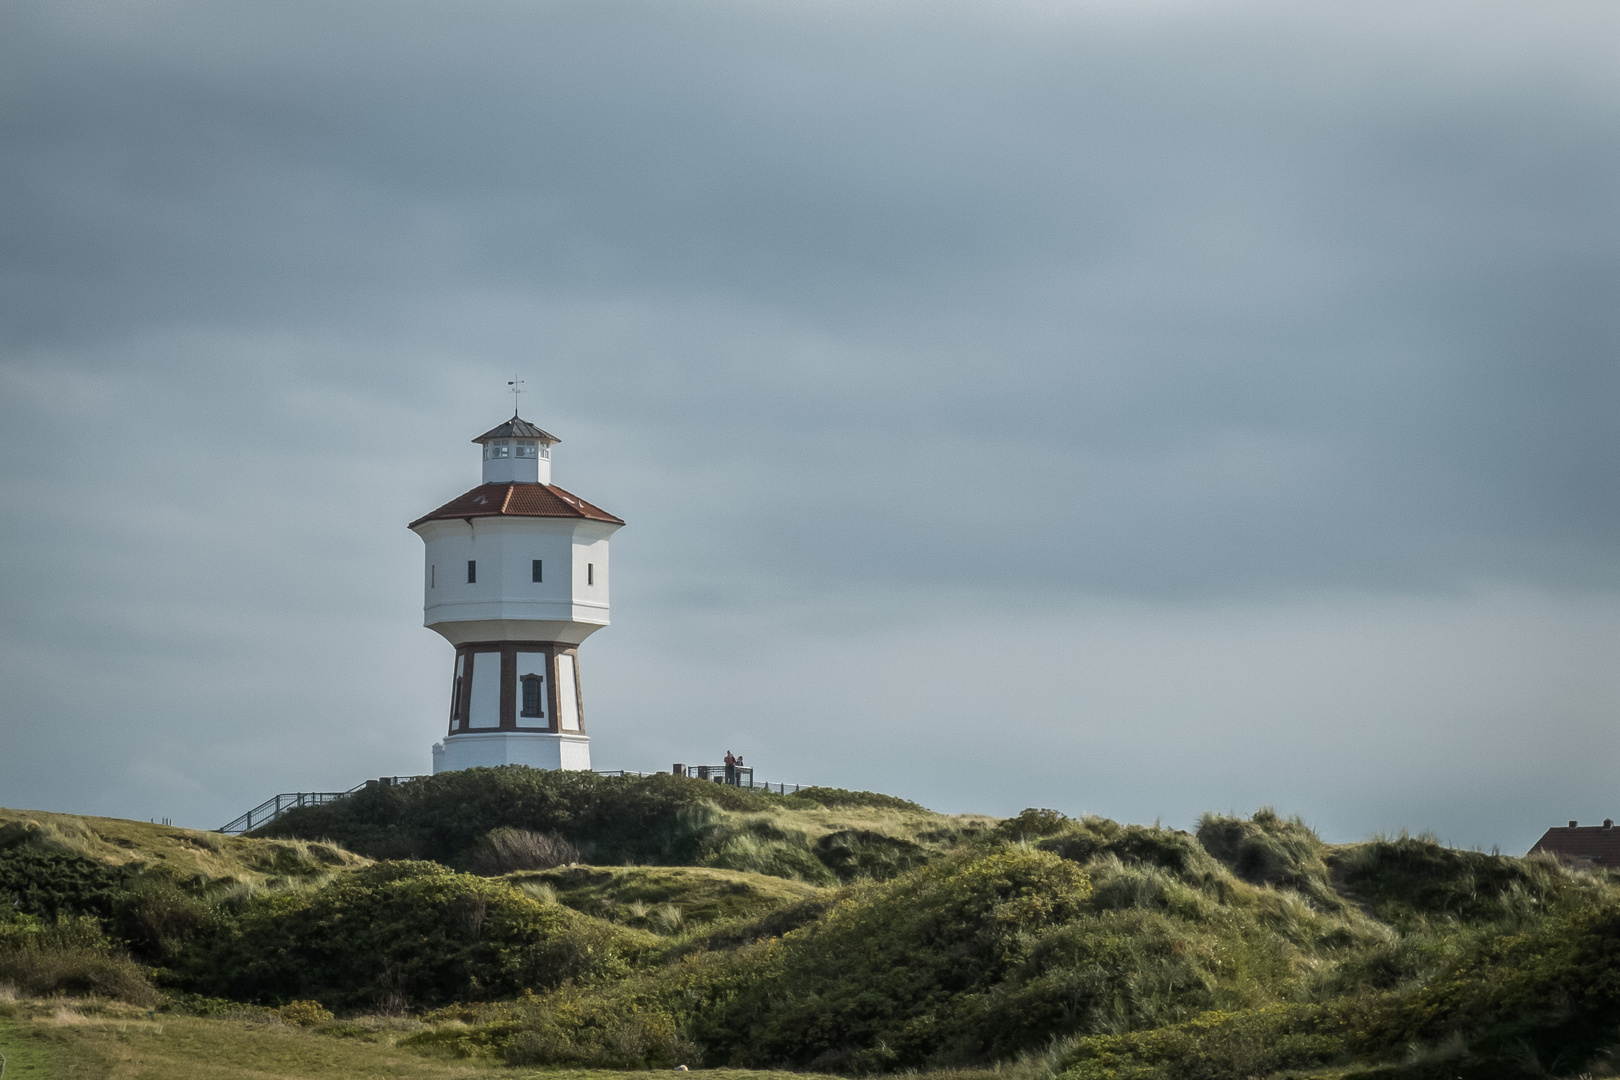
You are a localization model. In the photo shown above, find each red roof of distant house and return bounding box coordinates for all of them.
[408,482,624,530]
[1528,821,1620,864]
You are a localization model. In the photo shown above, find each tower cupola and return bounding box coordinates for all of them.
[475,415,560,484]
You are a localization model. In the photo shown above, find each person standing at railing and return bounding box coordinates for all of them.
[724,751,737,785]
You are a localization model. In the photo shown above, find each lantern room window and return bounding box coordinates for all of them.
[484,441,511,460]
[515,441,538,459]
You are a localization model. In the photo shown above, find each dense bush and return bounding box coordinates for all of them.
[258,768,783,866]
[0,846,138,921]
[780,787,925,812]
[260,768,935,885]
[0,912,159,1005]
[169,860,651,1010]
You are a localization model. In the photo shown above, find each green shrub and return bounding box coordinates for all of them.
[1197,808,1344,911]
[409,985,701,1068]
[0,913,159,1005]
[995,808,1073,841]
[1034,817,1227,888]
[813,829,930,883]
[111,875,213,960]
[698,846,1095,1070]
[258,768,780,867]
[780,787,926,812]
[169,860,650,1010]
[683,808,836,885]
[278,998,336,1025]
[0,846,137,921]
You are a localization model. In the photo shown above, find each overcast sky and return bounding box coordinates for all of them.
[2,0,1616,851]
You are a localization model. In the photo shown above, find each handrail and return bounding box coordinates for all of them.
[217,776,426,833]
[671,764,800,793]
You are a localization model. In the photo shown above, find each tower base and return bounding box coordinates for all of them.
[432,732,591,773]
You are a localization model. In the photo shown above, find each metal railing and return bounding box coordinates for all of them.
[217,776,425,833]
[672,764,801,794]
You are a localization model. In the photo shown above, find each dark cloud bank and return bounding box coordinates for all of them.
[1,0,1616,851]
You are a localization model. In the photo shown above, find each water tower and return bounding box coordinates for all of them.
[408,414,624,772]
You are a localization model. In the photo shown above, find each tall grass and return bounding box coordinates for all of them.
[466,828,579,875]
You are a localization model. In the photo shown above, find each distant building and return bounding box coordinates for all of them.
[409,413,625,774]
[1529,820,1620,865]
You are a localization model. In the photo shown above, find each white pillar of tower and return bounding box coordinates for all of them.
[408,414,624,773]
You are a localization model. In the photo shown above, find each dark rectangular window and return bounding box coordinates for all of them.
[521,675,544,718]
[532,559,543,583]
[430,564,435,588]
[587,563,594,586]
[467,560,476,584]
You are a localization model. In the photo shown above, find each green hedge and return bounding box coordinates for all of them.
[168,860,652,1010]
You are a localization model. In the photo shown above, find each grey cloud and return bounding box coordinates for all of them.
[1,0,1616,841]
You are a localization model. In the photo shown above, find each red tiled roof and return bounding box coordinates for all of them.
[408,483,624,529]
[1529,823,1620,865]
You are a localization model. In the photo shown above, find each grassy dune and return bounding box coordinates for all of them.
[8,775,1620,1078]
[511,864,822,930]
[0,806,367,885]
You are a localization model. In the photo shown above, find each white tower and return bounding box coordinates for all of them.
[409,415,624,773]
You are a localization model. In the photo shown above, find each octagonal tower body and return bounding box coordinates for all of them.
[408,416,624,773]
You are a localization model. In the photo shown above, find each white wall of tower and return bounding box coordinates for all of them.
[432,732,591,772]
[415,517,616,645]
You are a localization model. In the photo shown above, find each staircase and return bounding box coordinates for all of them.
[217,776,424,834]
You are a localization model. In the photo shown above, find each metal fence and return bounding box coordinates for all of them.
[670,764,801,793]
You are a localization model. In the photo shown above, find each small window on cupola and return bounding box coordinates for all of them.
[484,441,511,460]
[516,441,537,459]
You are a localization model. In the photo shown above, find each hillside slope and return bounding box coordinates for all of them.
[0,806,367,884]
[7,775,1620,1079]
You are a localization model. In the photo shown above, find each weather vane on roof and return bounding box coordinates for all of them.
[508,375,524,415]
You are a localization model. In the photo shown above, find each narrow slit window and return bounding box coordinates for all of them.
[532,559,543,583]
[587,563,594,586]
[520,674,544,718]
[467,560,476,584]
[431,564,435,588]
